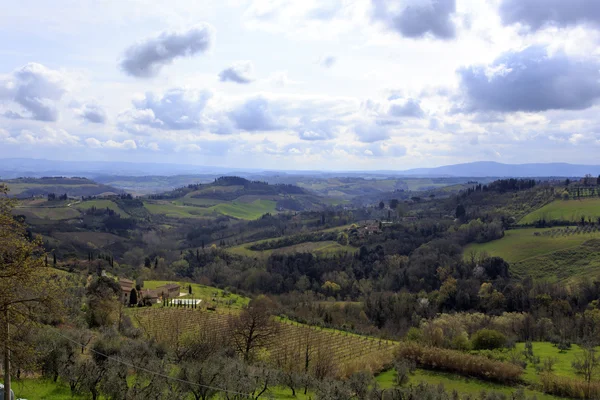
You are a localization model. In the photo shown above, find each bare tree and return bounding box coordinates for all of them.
[572,344,600,398]
[0,184,62,396]
[229,296,279,362]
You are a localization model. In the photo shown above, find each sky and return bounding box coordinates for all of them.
[1,0,600,170]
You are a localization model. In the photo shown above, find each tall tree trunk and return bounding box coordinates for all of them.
[3,308,10,400]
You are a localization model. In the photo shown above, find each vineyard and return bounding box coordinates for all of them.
[132,308,397,377]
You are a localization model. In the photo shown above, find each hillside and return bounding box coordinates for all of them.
[144,176,324,220]
[519,198,600,224]
[465,227,600,280]
[2,176,122,198]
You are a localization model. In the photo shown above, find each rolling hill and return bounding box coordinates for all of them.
[2,177,122,198]
[144,176,325,220]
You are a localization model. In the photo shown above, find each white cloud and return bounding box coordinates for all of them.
[0,63,67,121]
[78,103,107,124]
[219,61,255,84]
[0,127,80,146]
[86,138,137,150]
[120,24,214,78]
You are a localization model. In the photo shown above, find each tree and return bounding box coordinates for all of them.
[0,184,62,396]
[188,284,192,295]
[229,296,279,361]
[572,344,600,398]
[129,288,138,306]
[378,201,385,210]
[455,204,466,219]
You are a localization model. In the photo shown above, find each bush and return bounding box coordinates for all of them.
[471,329,507,350]
[396,342,523,384]
[539,373,600,399]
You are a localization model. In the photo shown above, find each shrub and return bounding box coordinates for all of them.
[539,373,600,399]
[405,327,422,342]
[396,342,523,384]
[471,329,507,350]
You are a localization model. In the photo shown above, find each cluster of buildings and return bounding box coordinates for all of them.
[119,278,180,305]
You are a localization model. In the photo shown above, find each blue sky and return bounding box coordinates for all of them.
[1,0,600,170]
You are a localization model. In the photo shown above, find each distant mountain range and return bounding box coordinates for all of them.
[396,161,600,177]
[1,158,599,178]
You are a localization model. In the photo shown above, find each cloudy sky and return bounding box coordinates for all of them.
[1,0,600,170]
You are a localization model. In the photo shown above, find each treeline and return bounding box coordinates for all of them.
[463,179,536,196]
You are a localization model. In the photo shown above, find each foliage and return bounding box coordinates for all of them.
[396,342,523,384]
[471,329,507,351]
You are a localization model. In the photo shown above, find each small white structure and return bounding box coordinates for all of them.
[0,383,15,400]
[171,299,202,306]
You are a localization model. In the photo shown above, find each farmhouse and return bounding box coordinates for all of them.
[156,283,180,299]
[119,278,134,304]
[139,288,160,304]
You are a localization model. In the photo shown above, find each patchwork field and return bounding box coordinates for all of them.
[53,231,124,249]
[75,199,129,216]
[464,227,600,280]
[520,198,600,224]
[15,206,80,220]
[144,199,277,220]
[228,240,357,257]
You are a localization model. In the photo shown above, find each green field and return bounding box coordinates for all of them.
[513,342,590,384]
[143,280,250,309]
[53,231,124,249]
[212,199,276,219]
[464,228,600,279]
[75,199,129,215]
[5,182,100,195]
[0,378,86,400]
[376,369,560,400]
[144,202,214,219]
[145,199,276,220]
[520,198,600,224]
[228,240,356,257]
[15,206,80,220]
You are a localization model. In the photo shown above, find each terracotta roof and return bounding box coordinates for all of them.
[119,278,134,291]
[140,289,159,299]
[163,283,180,290]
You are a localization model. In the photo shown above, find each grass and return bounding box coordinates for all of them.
[513,342,591,384]
[376,369,562,400]
[14,206,80,220]
[143,280,250,309]
[75,199,128,216]
[211,199,276,220]
[52,231,124,249]
[1,378,88,400]
[228,240,357,257]
[464,228,600,280]
[144,202,213,219]
[145,199,275,220]
[520,198,600,224]
[5,183,99,195]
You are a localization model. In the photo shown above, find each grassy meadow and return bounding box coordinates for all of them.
[75,199,129,216]
[144,199,276,220]
[228,240,356,257]
[464,227,600,279]
[376,369,561,400]
[519,198,600,224]
[15,206,80,220]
